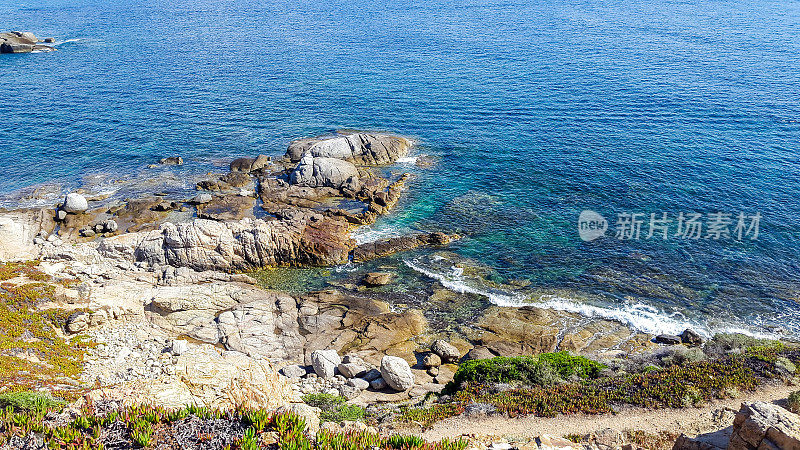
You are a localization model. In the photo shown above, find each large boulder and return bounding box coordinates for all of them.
[380,356,414,391]
[63,193,89,213]
[290,154,360,191]
[728,401,800,450]
[431,340,461,363]
[311,350,341,379]
[286,132,411,165]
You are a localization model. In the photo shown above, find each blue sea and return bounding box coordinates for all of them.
[2,0,800,338]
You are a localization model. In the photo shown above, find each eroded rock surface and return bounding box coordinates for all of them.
[729,402,800,450]
[286,132,411,165]
[0,31,55,53]
[134,214,355,270]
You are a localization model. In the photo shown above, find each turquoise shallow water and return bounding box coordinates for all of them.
[2,0,800,337]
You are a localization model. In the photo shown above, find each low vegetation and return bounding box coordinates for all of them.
[402,344,800,428]
[787,390,800,414]
[447,351,605,390]
[302,393,366,423]
[0,261,95,396]
[0,397,467,450]
[0,391,64,412]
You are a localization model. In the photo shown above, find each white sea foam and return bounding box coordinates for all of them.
[53,38,84,46]
[352,224,414,245]
[396,156,419,164]
[403,258,785,340]
[403,258,526,306]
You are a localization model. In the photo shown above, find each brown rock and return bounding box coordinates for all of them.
[728,402,800,450]
[197,195,255,221]
[352,232,459,262]
[221,171,252,188]
[197,179,231,191]
[422,353,441,368]
[230,157,255,172]
[363,272,393,287]
[465,346,496,361]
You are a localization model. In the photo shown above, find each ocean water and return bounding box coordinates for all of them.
[2,0,800,338]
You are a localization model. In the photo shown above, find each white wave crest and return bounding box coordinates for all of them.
[53,38,84,46]
[403,258,785,340]
[403,258,525,306]
[352,224,412,245]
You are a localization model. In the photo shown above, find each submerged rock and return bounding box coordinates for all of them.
[352,232,459,262]
[196,194,255,221]
[363,272,393,287]
[158,156,183,165]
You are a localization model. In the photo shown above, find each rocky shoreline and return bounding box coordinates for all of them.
[0,131,799,449]
[0,32,56,53]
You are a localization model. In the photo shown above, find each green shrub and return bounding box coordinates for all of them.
[774,357,797,376]
[705,334,782,358]
[322,404,365,423]
[238,427,259,450]
[0,391,64,412]
[449,352,604,389]
[538,352,606,379]
[661,346,706,367]
[302,393,345,410]
[131,419,153,447]
[788,391,800,414]
[386,435,425,449]
[302,393,365,423]
[243,408,273,431]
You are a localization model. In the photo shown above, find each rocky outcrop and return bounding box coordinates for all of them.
[352,232,459,262]
[0,209,55,261]
[290,154,361,191]
[467,305,657,356]
[286,132,411,165]
[133,214,355,270]
[728,402,800,450]
[673,402,800,450]
[0,31,55,53]
[86,345,297,410]
[217,295,304,361]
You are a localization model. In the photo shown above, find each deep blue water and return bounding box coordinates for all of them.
[2,0,800,337]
